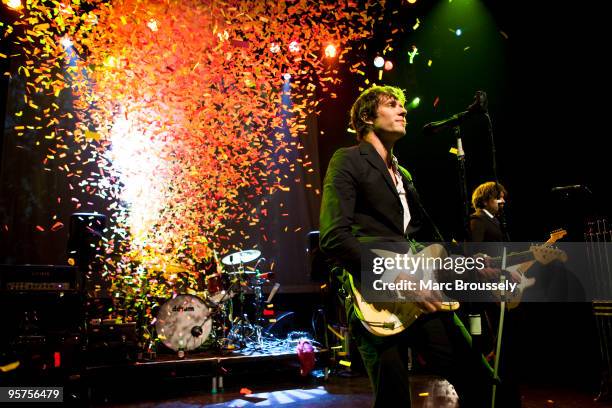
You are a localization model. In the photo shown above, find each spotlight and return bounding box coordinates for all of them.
[410,97,421,108]
[4,0,22,9]
[324,44,336,58]
[455,29,462,36]
[283,73,291,81]
[408,0,417,3]
[373,56,384,68]
[288,41,300,53]
[269,42,281,53]
[384,60,393,71]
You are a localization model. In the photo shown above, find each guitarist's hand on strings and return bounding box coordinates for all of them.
[476,255,520,283]
[395,272,449,314]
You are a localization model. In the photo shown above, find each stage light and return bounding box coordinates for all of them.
[324,44,336,58]
[4,0,22,9]
[384,60,393,71]
[147,19,159,32]
[60,36,73,49]
[407,0,417,3]
[283,73,291,81]
[410,97,421,108]
[455,29,462,36]
[288,41,300,53]
[373,56,384,68]
[269,42,280,53]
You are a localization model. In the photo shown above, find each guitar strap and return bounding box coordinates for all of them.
[398,165,445,243]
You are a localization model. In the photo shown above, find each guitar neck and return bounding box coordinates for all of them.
[489,250,535,268]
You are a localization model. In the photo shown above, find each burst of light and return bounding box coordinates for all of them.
[60,36,73,49]
[373,56,384,68]
[283,73,291,81]
[269,42,281,53]
[325,44,336,58]
[410,97,421,108]
[408,0,417,3]
[455,28,462,36]
[288,41,300,53]
[4,0,22,9]
[104,111,168,246]
[147,19,159,32]
[324,44,336,58]
[384,60,393,71]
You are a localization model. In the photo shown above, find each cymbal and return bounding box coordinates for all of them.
[221,249,261,266]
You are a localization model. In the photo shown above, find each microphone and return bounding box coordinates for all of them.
[423,91,488,135]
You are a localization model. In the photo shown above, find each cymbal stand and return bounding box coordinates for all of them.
[224,261,253,349]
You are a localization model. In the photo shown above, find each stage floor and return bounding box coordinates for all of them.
[99,374,610,408]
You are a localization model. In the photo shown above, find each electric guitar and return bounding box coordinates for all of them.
[502,229,567,309]
[351,238,567,336]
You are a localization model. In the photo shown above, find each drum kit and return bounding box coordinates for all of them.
[155,249,276,354]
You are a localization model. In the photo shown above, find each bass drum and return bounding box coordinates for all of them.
[155,294,212,351]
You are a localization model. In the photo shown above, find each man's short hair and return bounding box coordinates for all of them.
[350,85,406,141]
[471,181,507,209]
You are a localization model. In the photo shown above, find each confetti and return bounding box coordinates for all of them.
[4,0,391,338]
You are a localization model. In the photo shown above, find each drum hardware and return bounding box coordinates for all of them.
[153,249,282,355]
[221,249,261,266]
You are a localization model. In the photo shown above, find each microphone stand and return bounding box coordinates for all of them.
[485,102,511,408]
[454,126,470,239]
[485,112,510,241]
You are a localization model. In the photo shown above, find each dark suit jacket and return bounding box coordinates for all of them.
[469,209,504,243]
[319,141,433,279]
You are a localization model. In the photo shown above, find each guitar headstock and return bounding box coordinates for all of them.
[530,245,568,264]
[548,229,567,243]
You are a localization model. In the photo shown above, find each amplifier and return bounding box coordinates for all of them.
[0,264,81,292]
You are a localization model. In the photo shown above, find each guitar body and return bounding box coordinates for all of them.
[351,243,459,337]
[351,286,423,336]
[350,233,567,334]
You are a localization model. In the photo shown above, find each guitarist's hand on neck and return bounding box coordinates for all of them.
[477,256,520,283]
